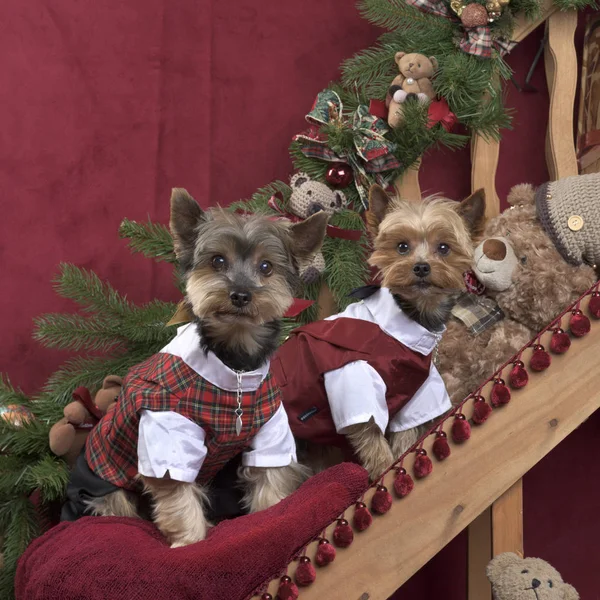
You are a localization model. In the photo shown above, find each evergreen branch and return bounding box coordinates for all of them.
[0,375,31,408]
[53,263,132,316]
[229,180,291,214]
[0,455,34,496]
[554,0,597,9]
[0,418,50,457]
[358,0,455,32]
[22,455,70,503]
[119,218,176,263]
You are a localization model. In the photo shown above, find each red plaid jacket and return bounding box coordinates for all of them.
[271,317,432,448]
[85,352,281,490]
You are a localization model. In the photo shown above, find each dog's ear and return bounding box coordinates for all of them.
[170,188,206,266]
[366,185,392,236]
[288,211,329,261]
[457,188,486,238]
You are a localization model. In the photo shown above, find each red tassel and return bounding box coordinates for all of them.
[295,557,316,587]
[432,431,451,461]
[451,414,471,443]
[393,467,414,498]
[261,594,273,600]
[570,310,591,337]
[352,502,372,531]
[332,519,354,548]
[371,485,393,514]
[491,379,511,407]
[508,361,529,388]
[472,397,492,424]
[550,329,571,354]
[315,539,336,567]
[589,292,600,318]
[413,449,433,479]
[530,345,551,372]
[277,576,299,600]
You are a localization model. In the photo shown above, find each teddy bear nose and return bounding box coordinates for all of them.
[308,203,324,215]
[482,238,507,261]
[531,579,541,589]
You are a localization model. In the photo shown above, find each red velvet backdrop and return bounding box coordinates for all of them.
[1,2,598,597]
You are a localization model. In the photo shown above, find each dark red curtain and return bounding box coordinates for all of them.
[1,2,597,597]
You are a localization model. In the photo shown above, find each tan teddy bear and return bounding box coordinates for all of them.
[487,553,579,600]
[437,183,596,404]
[48,375,122,467]
[386,51,438,128]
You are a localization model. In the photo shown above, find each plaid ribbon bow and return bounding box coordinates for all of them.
[405,0,516,58]
[293,90,401,208]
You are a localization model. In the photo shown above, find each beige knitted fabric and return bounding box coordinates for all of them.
[535,172,600,267]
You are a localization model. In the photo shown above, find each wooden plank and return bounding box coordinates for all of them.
[286,307,600,600]
[492,479,524,556]
[471,133,501,219]
[394,160,421,201]
[467,509,492,600]
[544,10,579,180]
[512,0,557,43]
[317,282,337,319]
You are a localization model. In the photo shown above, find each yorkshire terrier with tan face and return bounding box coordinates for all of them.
[62,189,327,547]
[273,184,485,479]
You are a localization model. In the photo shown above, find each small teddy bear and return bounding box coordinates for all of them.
[436,182,597,404]
[387,51,438,128]
[487,552,579,600]
[48,375,122,467]
[288,172,347,284]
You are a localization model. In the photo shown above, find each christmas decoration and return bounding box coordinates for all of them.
[325,162,353,188]
[332,519,354,548]
[371,485,393,514]
[550,329,571,354]
[433,430,452,460]
[451,413,471,443]
[295,557,316,586]
[413,449,433,479]
[315,539,336,566]
[393,467,415,498]
[530,345,551,372]
[458,3,489,27]
[508,361,529,388]
[352,502,373,531]
[472,397,493,424]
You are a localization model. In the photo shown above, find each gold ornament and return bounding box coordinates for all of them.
[451,0,510,25]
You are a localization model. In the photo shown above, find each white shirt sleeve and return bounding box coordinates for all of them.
[242,403,297,468]
[388,363,452,432]
[137,410,207,483]
[323,360,389,435]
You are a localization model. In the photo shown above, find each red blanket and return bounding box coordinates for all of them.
[16,463,368,600]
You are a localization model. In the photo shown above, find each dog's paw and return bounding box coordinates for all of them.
[170,533,205,548]
[361,444,395,481]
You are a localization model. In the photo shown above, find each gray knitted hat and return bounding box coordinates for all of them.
[535,172,600,267]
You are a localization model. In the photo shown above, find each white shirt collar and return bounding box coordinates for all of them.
[362,287,444,355]
[160,324,270,392]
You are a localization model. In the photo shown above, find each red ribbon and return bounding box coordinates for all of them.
[285,298,315,318]
[427,99,457,132]
[267,195,363,241]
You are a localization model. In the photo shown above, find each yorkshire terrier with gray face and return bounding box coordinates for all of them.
[273,184,486,479]
[62,189,327,547]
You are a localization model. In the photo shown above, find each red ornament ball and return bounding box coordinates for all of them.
[393,468,415,498]
[570,310,591,338]
[315,539,336,567]
[509,361,529,388]
[550,329,571,354]
[295,557,316,587]
[472,398,492,424]
[589,292,600,318]
[325,162,353,188]
[451,414,471,443]
[332,519,354,548]
[432,431,451,461]
[530,345,551,372]
[461,3,489,27]
[371,485,393,514]
[353,502,373,531]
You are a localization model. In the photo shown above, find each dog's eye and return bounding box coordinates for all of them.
[521,570,529,574]
[548,581,553,588]
[211,255,226,270]
[520,256,527,264]
[259,260,273,276]
[438,243,451,256]
[397,242,410,255]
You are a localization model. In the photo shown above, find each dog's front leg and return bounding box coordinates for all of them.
[388,425,426,459]
[238,463,311,513]
[140,475,210,548]
[345,417,394,480]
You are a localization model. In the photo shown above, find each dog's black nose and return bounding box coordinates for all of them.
[230,290,252,307]
[531,579,541,589]
[413,263,431,278]
[308,203,324,215]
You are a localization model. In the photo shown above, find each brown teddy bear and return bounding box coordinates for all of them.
[437,182,597,404]
[386,51,438,128]
[487,552,579,599]
[48,375,122,467]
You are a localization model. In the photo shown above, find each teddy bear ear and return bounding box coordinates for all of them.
[562,584,580,600]
[290,172,309,188]
[102,375,123,389]
[486,552,523,581]
[506,183,535,206]
[394,51,406,63]
[429,56,439,71]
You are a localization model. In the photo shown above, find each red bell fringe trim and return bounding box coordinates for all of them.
[265,282,600,600]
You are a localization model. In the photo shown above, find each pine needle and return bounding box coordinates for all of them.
[119,218,176,263]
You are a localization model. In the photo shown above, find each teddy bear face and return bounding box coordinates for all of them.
[472,184,596,332]
[395,52,437,80]
[289,173,347,219]
[487,553,579,600]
